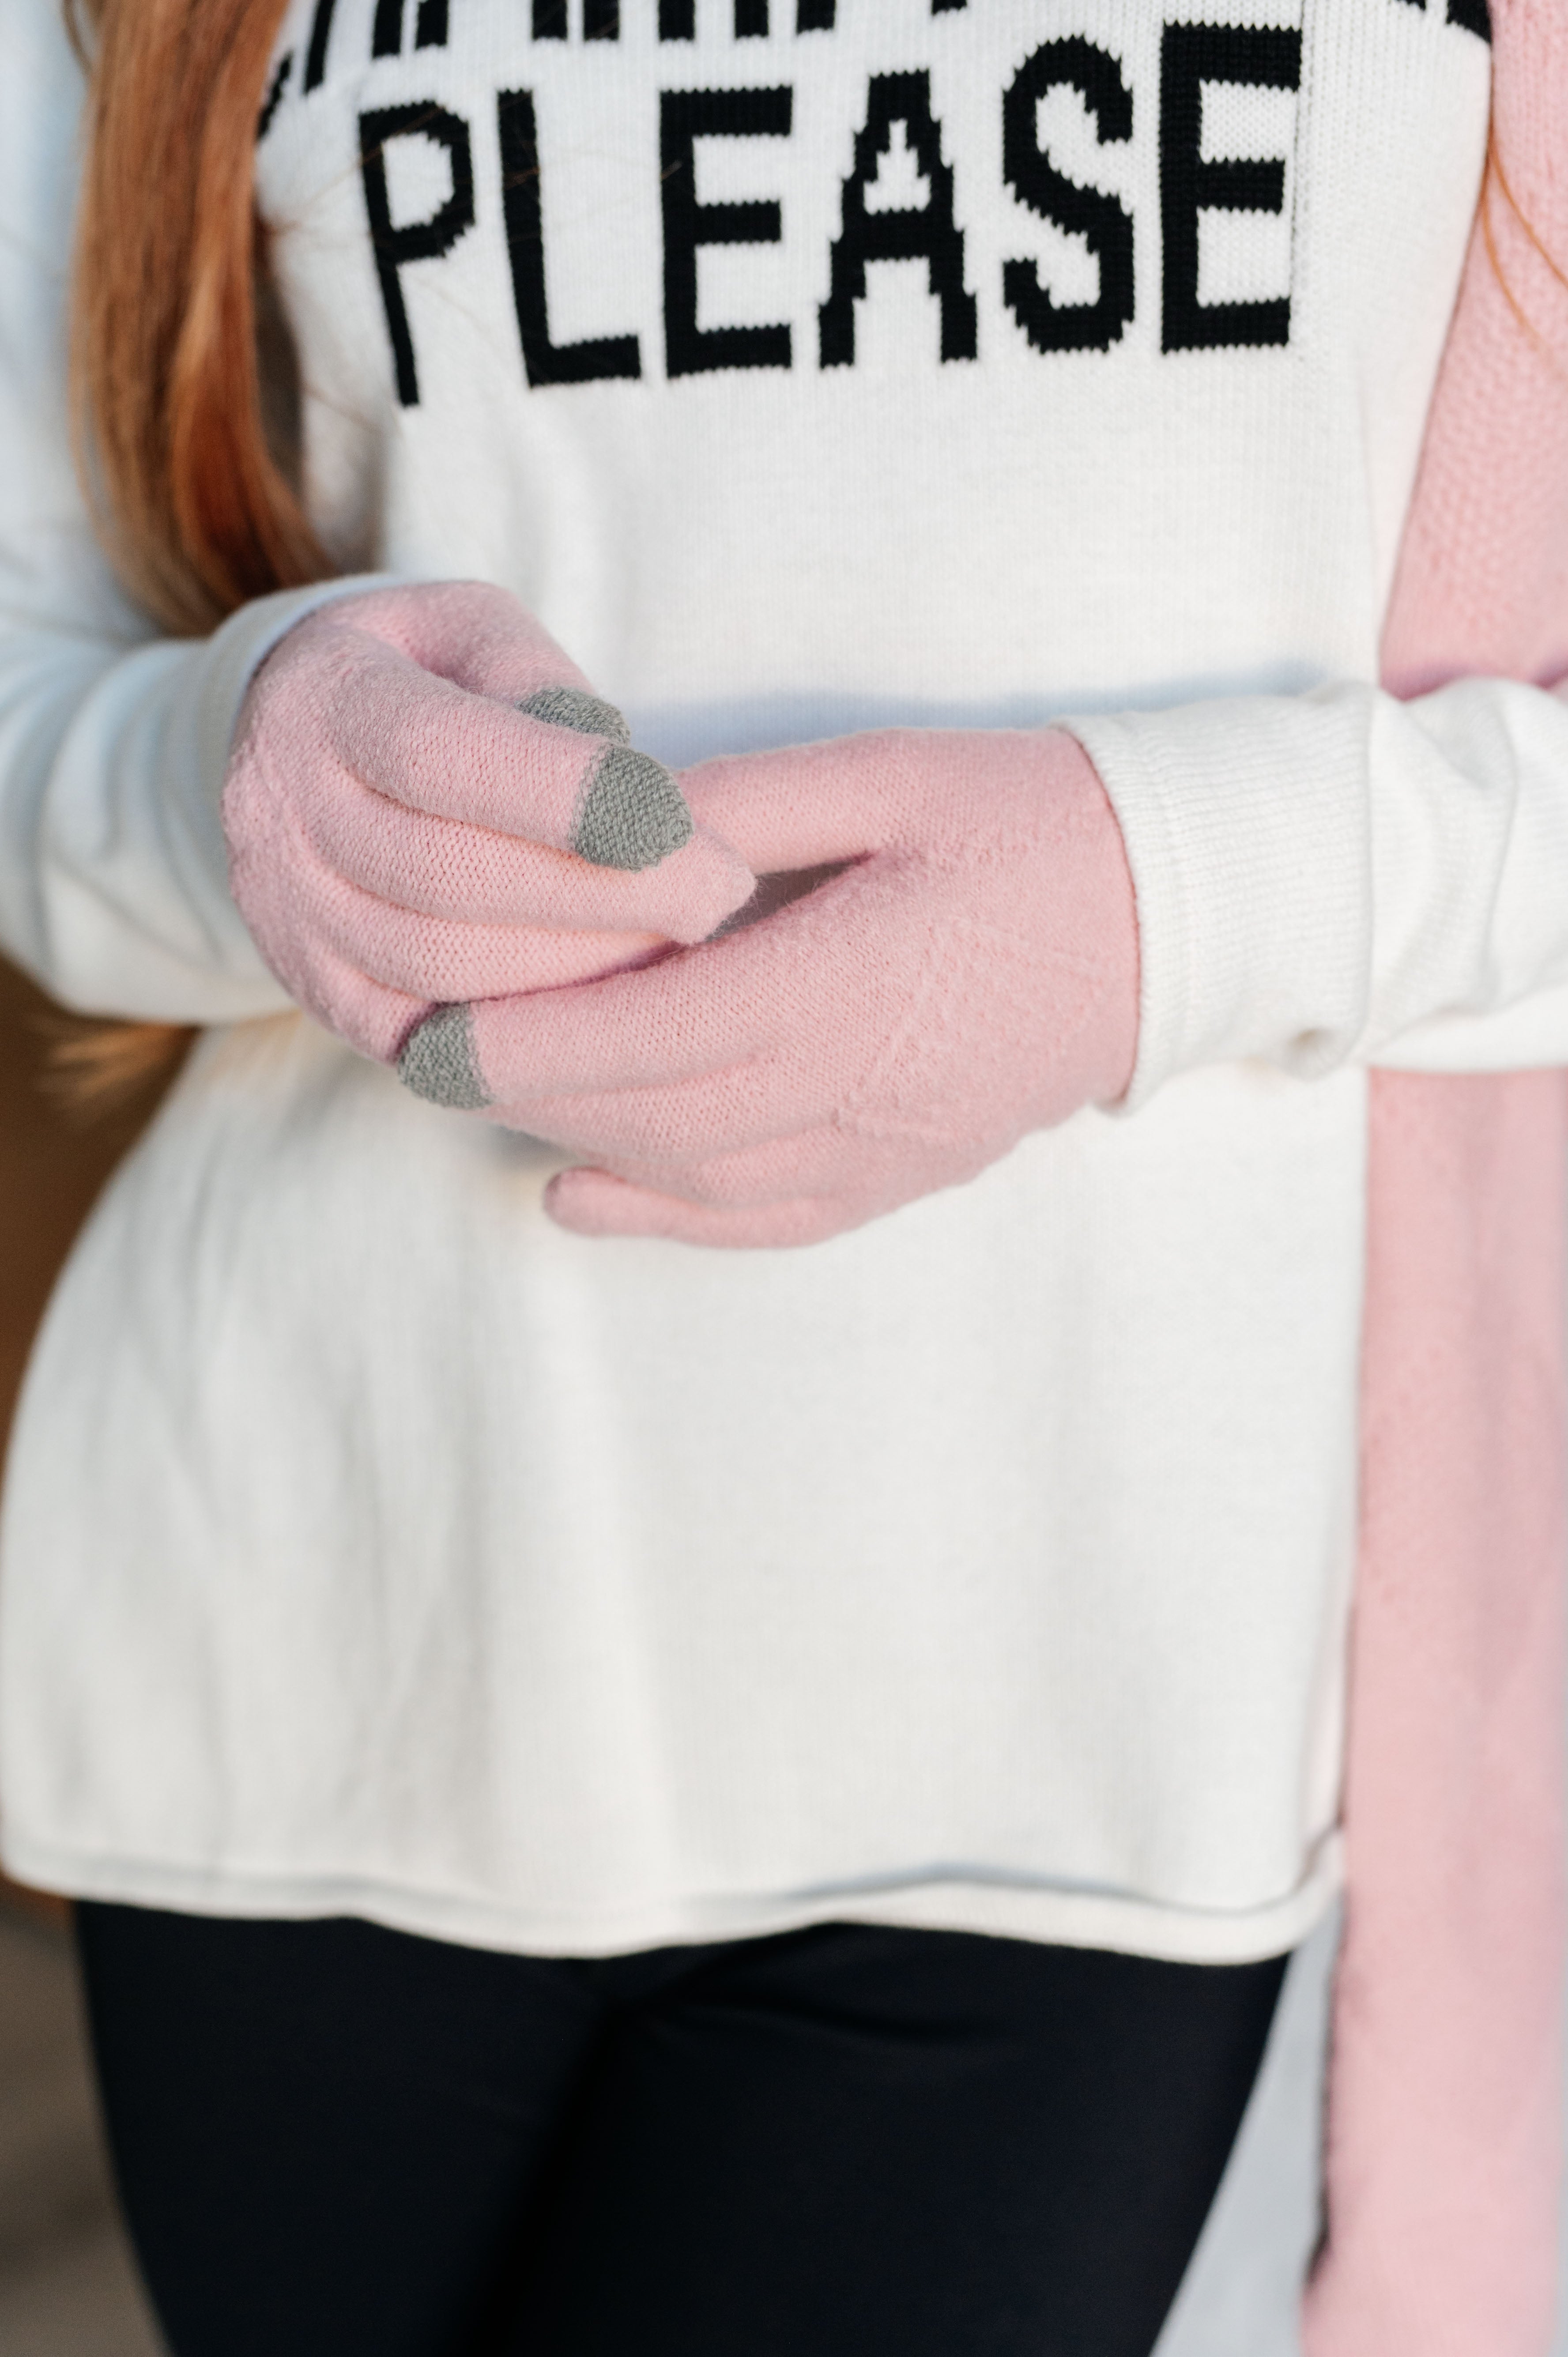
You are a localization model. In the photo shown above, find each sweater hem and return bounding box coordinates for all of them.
[0,1832,1341,1966]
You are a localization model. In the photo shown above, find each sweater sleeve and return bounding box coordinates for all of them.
[1069,672,1568,1104]
[0,0,368,1024]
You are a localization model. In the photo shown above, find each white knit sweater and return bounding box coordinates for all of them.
[0,0,1560,1962]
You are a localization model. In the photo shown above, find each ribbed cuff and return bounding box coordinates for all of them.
[1066,688,1375,1107]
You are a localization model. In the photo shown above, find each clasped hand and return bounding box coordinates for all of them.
[442,727,1140,1247]
[226,583,1139,1248]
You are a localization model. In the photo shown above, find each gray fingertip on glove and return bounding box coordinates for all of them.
[398,686,693,1112]
[516,686,693,873]
[399,1002,490,1111]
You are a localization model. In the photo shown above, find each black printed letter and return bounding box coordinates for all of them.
[258,52,293,140]
[1446,0,1491,36]
[359,105,476,407]
[1003,38,1133,353]
[1395,0,1491,30]
[499,91,641,386]
[373,0,449,50]
[661,88,793,378]
[1160,23,1301,353]
[304,0,338,88]
[819,73,977,368]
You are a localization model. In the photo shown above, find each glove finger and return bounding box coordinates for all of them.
[319,892,664,1004]
[541,1130,838,1206]
[543,1167,847,1250]
[296,762,752,945]
[475,1059,808,1158]
[397,945,769,1113]
[679,726,1092,877]
[675,730,959,875]
[237,799,664,1007]
[328,581,595,705]
[317,634,697,875]
[398,860,882,1111]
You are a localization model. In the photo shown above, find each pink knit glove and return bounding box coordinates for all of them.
[400,727,1139,1246]
[222,582,754,1088]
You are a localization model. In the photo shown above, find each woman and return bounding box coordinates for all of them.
[0,0,1564,2349]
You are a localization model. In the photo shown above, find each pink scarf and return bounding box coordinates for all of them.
[1305,4,1568,2348]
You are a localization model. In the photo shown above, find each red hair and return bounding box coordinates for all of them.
[68,0,323,629]
[63,0,329,1097]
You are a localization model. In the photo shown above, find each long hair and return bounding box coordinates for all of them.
[61,0,329,1100]
[68,0,323,630]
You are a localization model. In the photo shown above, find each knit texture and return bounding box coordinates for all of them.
[0,0,1535,2081]
[460,728,1139,1249]
[222,581,752,1065]
[1306,4,1568,2347]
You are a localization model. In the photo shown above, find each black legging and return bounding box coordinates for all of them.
[77,1905,1285,2357]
